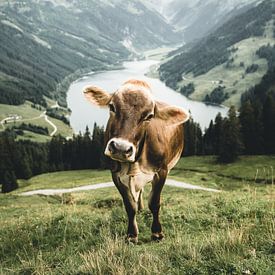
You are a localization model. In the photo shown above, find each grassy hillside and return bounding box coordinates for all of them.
[0,101,73,141]
[159,0,275,107]
[1,156,274,274]
[178,34,274,107]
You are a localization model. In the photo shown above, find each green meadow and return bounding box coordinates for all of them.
[0,101,73,141]
[1,156,274,274]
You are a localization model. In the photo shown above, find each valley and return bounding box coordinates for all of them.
[1,0,274,140]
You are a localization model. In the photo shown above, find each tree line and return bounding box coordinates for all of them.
[184,94,275,161]
[0,124,106,193]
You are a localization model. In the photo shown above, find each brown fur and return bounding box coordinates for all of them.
[123,79,151,90]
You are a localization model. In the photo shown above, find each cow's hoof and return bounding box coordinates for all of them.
[125,235,138,244]
[151,232,164,242]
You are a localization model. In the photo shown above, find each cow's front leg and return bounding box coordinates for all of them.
[122,193,138,244]
[112,174,139,244]
[148,169,167,241]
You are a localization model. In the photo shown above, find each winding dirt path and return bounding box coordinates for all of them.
[42,112,57,136]
[20,179,221,196]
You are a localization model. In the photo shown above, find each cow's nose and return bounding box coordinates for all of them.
[109,140,134,156]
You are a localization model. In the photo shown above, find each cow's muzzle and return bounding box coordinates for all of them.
[105,138,136,162]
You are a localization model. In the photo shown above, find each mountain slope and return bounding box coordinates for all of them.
[0,0,178,107]
[163,0,259,43]
[159,0,275,107]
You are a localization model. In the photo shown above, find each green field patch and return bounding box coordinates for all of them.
[17,169,111,192]
[16,130,51,143]
[0,101,42,121]
[0,101,73,141]
[173,156,275,189]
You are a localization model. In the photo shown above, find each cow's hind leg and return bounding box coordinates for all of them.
[148,170,167,241]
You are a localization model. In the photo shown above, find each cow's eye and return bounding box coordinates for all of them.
[109,103,116,113]
[144,113,154,121]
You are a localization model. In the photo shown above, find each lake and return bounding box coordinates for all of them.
[67,60,228,133]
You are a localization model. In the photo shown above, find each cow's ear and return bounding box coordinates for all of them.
[156,105,189,125]
[83,85,111,106]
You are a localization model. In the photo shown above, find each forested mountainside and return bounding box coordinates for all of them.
[0,0,178,107]
[159,0,275,107]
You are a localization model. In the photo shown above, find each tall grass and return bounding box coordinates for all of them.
[1,182,274,274]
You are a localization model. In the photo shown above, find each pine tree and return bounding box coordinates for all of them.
[218,106,243,163]
[183,116,203,156]
[1,170,18,193]
[213,112,223,155]
[91,123,105,168]
[0,134,18,193]
[239,100,264,154]
[203,120,215,155]
[263,95,275,154]
[48,135,65,171]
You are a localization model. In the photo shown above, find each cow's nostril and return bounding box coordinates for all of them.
[126,146,133,156]
[109,140,117,153]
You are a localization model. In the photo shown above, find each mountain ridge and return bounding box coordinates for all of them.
[159,0,275,107]
[0,0,178,107]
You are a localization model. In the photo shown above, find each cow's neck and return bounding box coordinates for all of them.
[127,162,140,176]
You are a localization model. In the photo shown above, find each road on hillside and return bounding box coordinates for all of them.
[20,179,221,196]
[0,103,58,136]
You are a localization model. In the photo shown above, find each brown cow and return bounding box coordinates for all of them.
[84,79,189,243]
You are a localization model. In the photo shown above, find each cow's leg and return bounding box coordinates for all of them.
[148,169,167,241]
[112,174,139,244]
[138,188,144,211]
[122,193,139,243]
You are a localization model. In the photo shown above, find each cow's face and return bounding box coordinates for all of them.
[84,80,189,163]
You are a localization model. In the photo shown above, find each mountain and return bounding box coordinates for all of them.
[163,0,260,43]
[0,0,178,107]
[159,0,275,107]
[141,0,173,15]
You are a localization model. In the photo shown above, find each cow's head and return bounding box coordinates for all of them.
[84,80,189,163]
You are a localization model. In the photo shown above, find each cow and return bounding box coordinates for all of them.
[84,79,189,243]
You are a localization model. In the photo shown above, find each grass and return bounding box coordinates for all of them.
[1,156,275,274]
[143,46,178,61]
[170,156,275,190]
[16,130,52,143]
[0,101,42,121]
[17,169,111,193]
[0,101,73,141]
